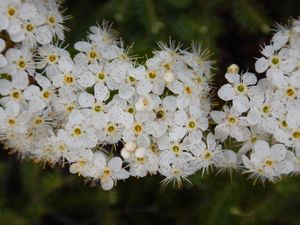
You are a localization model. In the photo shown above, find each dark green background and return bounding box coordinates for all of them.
[1,0,300,224]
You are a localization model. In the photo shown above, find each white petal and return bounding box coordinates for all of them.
[78,72,95,87]
[0,54,7,67]
[210,110,226,124]
[246,108,261,125]
[23,85,40,100]
[101,177,114,190]
[0,38,6,52]
[225,73,240,84]
[108,157,122,171]
[36,26,52,45]
[174,110,188,126]
[35,74,51,89]
[206,133,216,150]
[163,96,177,111]
[253,140,270,157]
[94,83,109,102]
[74,41,91,52]
[255,57,269,73]
[270,144,286,161]
[0,79,13,95]
[286,108,300,129]
[169,126,186,141]
[168,80,183,94]
[118,83,134,99]
[242,72,257,85]
[232,95,249,113]
[136,80,152,95]
[242,155,252,169]
[78,92,95,107]
[114,169,130,180]
[277,161,294,174]
[218,84,235,101]
[0,15,9,30]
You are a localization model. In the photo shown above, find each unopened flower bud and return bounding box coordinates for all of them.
[121,148,131,159]
[125,141,136,152]
[164,71,175,83]
[227,64,239,74]
[135,96,150,111]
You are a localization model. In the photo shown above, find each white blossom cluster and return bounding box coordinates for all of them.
[0,0,238,190]
[213,19,300,183]
[1,0,299,190]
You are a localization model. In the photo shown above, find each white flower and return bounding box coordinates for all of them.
[65,110,98,148]
[211,106,250,141]
[189,133,223,174]
[96,155,130,190]
[242,140,294,182]
[169,109,208,141]
[218,72,257,112]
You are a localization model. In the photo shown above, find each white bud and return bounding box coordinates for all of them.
[125,141,136,152]
[164,71,175,83]
[121,148,131,159]
[135,147,146,158]
[135,96,151,111]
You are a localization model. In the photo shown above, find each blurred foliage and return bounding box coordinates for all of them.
[1,0,300,224]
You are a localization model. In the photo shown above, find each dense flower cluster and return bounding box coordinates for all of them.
[213,19,300,182]
[0,0,299,190]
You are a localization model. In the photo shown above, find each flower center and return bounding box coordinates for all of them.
[194,76,203,84]
[261,104,271,114]
[292,131,300,140]
[7,118,16,126]
[265,159,273,166]
[42,90,52,99]
[136,157,145,163]
[227,115,237,125]
[271,56,280,66]
[280,120,288,129]
[48,54,58,63]
[187,120,197,130]
[148,71,157,79]
[48,16,56,25]
[88,50,98,60]
[33,117,44,126]
[150,143,158,153]
[171,145,181,155]
[184,86,192,95]
[204,150,212,160]
[286,87,296,97]
[127,107,135,114]
[105,123,117,134]
[93,104,102,112]
[102,167,111,177]
[58,143,66,152]
[25,23,35,32]
[72,127,83,137]
[7,7,17,17]
[66,104,75,113]
[10,90,22,101]
[163,63,171,70]
[18,59,27,69]
[250,136,257,143]
[235,83,247,93]
[128,76,136,83]
[97,72,106,80]
[156,109,165,119]
[63,74,75,85]
[133,123,143,135]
